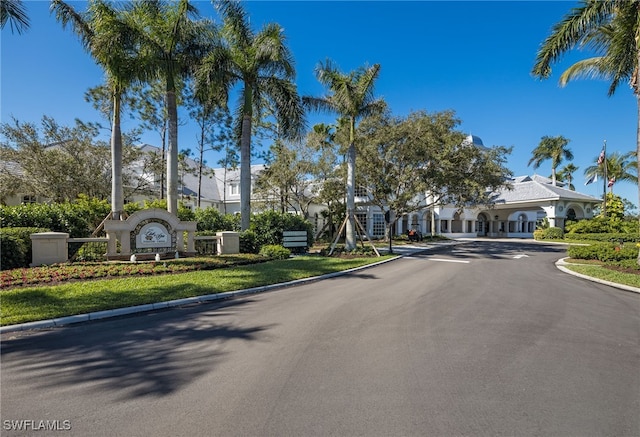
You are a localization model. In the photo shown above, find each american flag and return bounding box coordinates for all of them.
[597,148,605,165]
[608,176,616,187]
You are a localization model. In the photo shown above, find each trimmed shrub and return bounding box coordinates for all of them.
[567,242,638,262]
[239,230,259,254]
[259,244,291,260]
[564,232,639,243]
[533,229,545,241]
[1,203,92,237]
[1,233,26,270]
[0,227,50,269]
[565,216,639,234]
[535,227,564,240]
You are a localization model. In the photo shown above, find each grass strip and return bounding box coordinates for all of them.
[0,255,392,326]
[562,264,640,289]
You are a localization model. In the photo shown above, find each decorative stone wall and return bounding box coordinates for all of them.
[104,209,197,259]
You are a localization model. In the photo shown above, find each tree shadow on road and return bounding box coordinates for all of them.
[1,299,273,401]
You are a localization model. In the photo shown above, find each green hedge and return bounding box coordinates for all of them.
[565,216,638,234]
[533,227,564,240]
[564,232,639,243]
[0,203,93,237]
[567,242,638,262]
[0,227,49,269]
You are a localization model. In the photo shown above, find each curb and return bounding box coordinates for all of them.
[0,240,469,334]
[0,253,405,335]
[555,257,640,294]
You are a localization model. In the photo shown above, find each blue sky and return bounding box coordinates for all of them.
[2,1,638,208]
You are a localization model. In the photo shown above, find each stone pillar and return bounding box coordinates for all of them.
[31,232,69,266]
[216,232,240,254]
[176,230,185,253]
[106,230,118,256]
[186,231,196,253]
[119,231,131,255]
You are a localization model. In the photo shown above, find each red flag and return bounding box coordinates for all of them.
[608,176,616,187]
[597,148,605,165]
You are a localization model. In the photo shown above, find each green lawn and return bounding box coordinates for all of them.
[561,263,640,289]
[0,255,392,326]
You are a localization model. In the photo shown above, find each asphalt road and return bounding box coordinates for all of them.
[1,241,639,437]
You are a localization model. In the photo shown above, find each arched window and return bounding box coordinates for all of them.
[567,208,577,221]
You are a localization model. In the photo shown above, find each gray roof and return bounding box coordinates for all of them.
[495,175,600,204]
[137,144,265,202]
[138,144,222,202]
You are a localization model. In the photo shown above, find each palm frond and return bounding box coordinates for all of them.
[50,0,94,49]
[559,57,609,85]
[1,0,29,34]
[254,23,296,79]
[260,77,306,141]
[216,0,252,50]
[532,0,614,79]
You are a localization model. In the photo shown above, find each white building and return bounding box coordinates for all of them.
[311,134,601,240]
[130,144,266,215]
[379,174,599,239]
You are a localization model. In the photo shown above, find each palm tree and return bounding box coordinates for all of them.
[303,60,385,250]
[557,162,579,190]
[1,0,29,34]
[584,150,637,194]
[527,135,573,186]
[197,0,305,230]
[531,0,640,220]
[51,0,139,220]
[127,0,214,216]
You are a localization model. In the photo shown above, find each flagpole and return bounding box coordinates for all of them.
[602,140,607,217]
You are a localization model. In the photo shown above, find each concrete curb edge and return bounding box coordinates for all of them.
[0,253,404,334]
[555,257,640,294]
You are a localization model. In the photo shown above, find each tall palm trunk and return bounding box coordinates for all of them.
[160,121,166,199]
[345,117,357,250]
[240,112,252,230]
[111,91,124,221]
[166,88,179,215]
[197,152,204,208]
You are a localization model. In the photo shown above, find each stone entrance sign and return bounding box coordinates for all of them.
[104,209,197,259]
